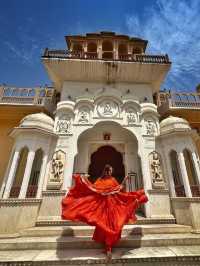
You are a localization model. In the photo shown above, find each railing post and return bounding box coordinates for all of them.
[0,86,4,100]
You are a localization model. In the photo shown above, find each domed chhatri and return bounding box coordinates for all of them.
[19,112,54,131]
[160,115,190,134]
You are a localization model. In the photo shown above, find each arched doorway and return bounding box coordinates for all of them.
[88,145,125,183]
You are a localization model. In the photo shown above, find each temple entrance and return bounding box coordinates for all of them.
[88,145,125,183]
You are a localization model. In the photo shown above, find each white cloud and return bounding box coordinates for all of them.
[126,0,200,91]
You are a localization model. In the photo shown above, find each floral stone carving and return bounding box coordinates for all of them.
[56,115,72,134]
[145,119,156,136]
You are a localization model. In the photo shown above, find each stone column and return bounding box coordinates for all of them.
[19,150,35,199]
[36,154,48,198]
[178,152,192,197]
[140,152,152,218]
[3,150,20,199]
[165,155,176,197]
[191,151,200,184]
[97,40,102,59]
[62,150,76,191]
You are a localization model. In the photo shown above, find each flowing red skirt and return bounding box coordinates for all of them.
[61,175,148,249]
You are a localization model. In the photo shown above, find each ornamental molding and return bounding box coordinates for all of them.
[42,190,66,196]
[171,197,200,202]
[0,198,42,206]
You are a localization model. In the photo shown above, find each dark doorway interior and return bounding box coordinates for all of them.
[88,145,125,183]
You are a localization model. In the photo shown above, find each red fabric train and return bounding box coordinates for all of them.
[61,174,148,250]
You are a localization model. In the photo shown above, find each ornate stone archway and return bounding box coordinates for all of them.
[88,145,125,183]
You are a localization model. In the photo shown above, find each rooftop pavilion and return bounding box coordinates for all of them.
[42,31,171,91]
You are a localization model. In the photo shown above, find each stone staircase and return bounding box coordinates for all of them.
[0,218,200,265]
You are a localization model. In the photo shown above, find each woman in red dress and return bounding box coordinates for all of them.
[62,164,148,259]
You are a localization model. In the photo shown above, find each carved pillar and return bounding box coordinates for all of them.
[3,150,20,198]
[178,152,192,197]
[165,155,176,197]
[19,150,35,198]
[36,154,48,198]
[191,151,200,184]
[62,147,76,190]
[140,151,152,218]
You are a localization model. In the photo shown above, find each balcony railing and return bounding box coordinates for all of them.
[191,185,200,197]
[9,185,38,198]
[157,91,200,111]
[175,185,186,197]
[0,86,56,113]
[43,49,170,64]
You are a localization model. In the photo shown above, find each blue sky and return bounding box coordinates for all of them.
[0,0,200,91]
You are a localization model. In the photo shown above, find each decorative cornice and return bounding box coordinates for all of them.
[36,217,176,226]
[42,190,66,196]
[148,189,169,194]
[0,198,42,206]
[171,197,200,202]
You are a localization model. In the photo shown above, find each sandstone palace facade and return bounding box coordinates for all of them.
[0,31,200,265]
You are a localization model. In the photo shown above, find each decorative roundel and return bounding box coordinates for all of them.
[97,100,119,117]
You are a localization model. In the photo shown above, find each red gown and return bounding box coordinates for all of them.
[61,174,148,249]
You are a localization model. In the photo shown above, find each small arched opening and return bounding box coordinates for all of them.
[169,150,186,197]
[87,42,97,58]
[132,47,142,55]
[9,147,29,198]
[183,149,200,196]
[72,43,83,58]
[88,145,125,183]
[118,43,128,59]
[26,148,44,198]
[102,40,113,59]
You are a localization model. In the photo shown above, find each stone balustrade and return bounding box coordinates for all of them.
[43,48,170,64]
[0,86,56,113]
[156,91,200,110]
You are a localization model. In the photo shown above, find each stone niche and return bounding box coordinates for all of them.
[149,151,165,189]
[47,150,66,190]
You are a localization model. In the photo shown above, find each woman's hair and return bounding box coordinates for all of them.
[102,164,113,176]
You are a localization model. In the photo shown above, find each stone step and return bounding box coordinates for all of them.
[20,224,192,237]
[0,233,200,251]
[36,216,176,226]
[1,246,200,266]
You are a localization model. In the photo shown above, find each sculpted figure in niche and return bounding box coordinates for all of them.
[50,153,64,183]
[150,151,165,188]
[78,108,89,123]
[103,102,113,115]
[47,150,66,190]
[146,120,156,136]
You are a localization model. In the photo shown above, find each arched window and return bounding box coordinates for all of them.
[183,149,199,196]
[9,147,29,198]
[26,149,44,198]
[88,42,97,53]
[87,42,97,59]
[132,47,142,54]
[102,41,113,59]
[73,43,83,52]
[169,150,186,197]
[118,43,127,55]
